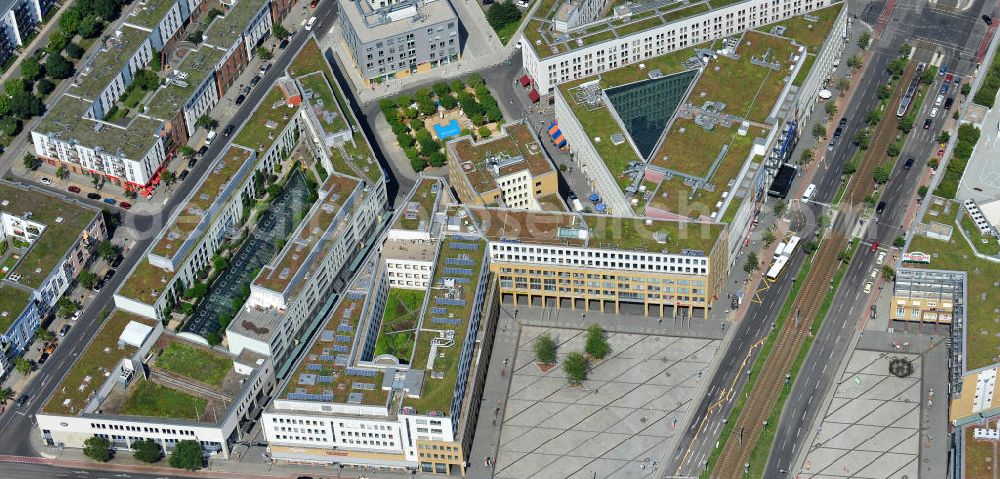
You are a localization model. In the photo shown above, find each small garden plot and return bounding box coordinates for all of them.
[373,289,426,364]
[380,74,505,172]
[120,381,208,420]
[155,340,232,387]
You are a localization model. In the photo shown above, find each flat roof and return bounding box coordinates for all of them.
[448,122,555,196]
[468,207,723,253]
[393,177,444,231]
[234,86,299,152]
[254,173,361,294]
[298,72,349,135]
[1,183,101,289]
[280,262,390,406]
[766,3,843,52]
[144,46,227,120]
[403,234,488,414]
[204,0,268,48]
[75,26,150,100]
[341,0,456,45]
[36,95,163,162]
[43,310,158,416]
[0,283,32,332]
[126,0,179,30]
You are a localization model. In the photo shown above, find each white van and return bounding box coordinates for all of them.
[305,16,317,30]
[802,183,816,201]
[205,130,217,145]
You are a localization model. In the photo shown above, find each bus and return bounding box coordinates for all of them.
[783,236,801,258]
[773,241,787,259]
[766,255,789,280]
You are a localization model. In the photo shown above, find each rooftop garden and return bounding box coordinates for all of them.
[0,284,31,332]
[119,380,209,420]
[75,26,149,99]
[43,310,155,415]
[374,289,426,364]
[767,3,843,52]
[405,237,487,414]
[299,72,349,134]
[907,198,1000,371]
[449,122,554,195]
[585,214,723,253]
[116,257,172,304]
[395,178,441,231]
[204,0,267,48]
[127,0,178,29]
[234,86,299,152]
[154,340,233,388]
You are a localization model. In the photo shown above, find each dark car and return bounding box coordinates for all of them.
[838,117,848,128]
[832,126,843,139]
[235,94,247,106]
[15,395,28,408]
[68,185,81,193]
[179,170,190,182]
[876,201,887,215]
[923,118,932,129]
[119,202,132,210]
[903,158,914,170]
[87,192,101,200]
[103,198,116,205]
[260,63,272,74]
[279,38,290,50]
[59,324,71,337]
[944,97,954,110]
[103,269,115,281]
[198,145,209,157]
[223,124,236,136]
[111,255,124,268]
[188,157,197,169]
[249,75,261,87]
[984,14,993,25]
[94,279,106,291]
[309,0,319,6]
[38,352,49,365]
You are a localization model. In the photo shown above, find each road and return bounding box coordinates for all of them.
[765,0,993,475]
[0,2,343,457]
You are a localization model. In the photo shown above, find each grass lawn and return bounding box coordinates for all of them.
[653,118,743,177]
[374,289,426,363]
[908,198,1000,370]
[960,211,1000,257]
[155,341,232,387]
[121,381,208,420]
[234,86,298,151]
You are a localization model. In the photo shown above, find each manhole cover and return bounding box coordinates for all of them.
[640,416,648,423]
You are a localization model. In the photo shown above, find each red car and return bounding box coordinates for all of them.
[869,242,879,252]
[68,185,81,193]
[310,0,319,6]
[119,202,132,210]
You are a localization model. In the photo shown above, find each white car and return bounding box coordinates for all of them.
[935,94,944,106]
[864,282,873,294]
[870,268,879,280]
[930,107,939,118]
[876,251,886,265]
[71,310,82,321]
[305,16,317,30]
[40,177,53,186]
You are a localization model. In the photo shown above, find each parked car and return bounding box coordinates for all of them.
[223,124,236,136]
[235,94,247,106]
[40,177,53,186]
[119,202,132,210]
[983,14,993,25]
[87,192,101,200]
[111,255,124,268]
[944,97,954,110]
[68,185,81,193]
[876,201,887,215]
[94,279,105,292]
[305,16,317,30]
[38,352,49,365]
[59,324,71,337]
[930,107,939,118]
[279,38,290,50]
[250,75,261,87]
[934,94,944,106]
[15,395,28,409]
[103,198,116,205]
[103,269,115,281]
[260,63,272,74]
[877,251,887,265]
[838,117,848,128]
[863,282,873,294]
[310,0,319,6]
[903,157,914,170]
[198,145,209,157]
[188,157,197,169]
[179,170,190,182]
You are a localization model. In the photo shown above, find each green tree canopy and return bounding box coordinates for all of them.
[45,55,74,80]
[584,324,610,359]
[533,333,557,365]
[83,436,113,462]
[21,57,42,81]
[563,352,588,385]
[169,440,204,470]
[132,438,162,463]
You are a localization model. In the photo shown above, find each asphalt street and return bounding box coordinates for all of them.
[0,4,342,457]
[765,0,993,474]
[0,461,170,479]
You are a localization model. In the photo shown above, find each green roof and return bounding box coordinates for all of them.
[1,183,101,289]
[0,283,32,332]
[768,3,843,52]
[234,86,299,152]
[448,122,556,196]
[404,235,488,415]
[36,95,163,162]
[144,46,226,120]
[204,0,268,48]
[298,72,349,134]
[154,338,233,388]
[75,26,150,100]
[393,177,442,231]
[126,0,179,30]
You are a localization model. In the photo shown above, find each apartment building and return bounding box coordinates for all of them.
[382,177,450,290]
[338,0,459,86]
[523,0,835,93]
[0,182,107,378]
[262,204,496,476]
[205,0,273,90]
[446,121,558,210]
[35,310,275,458]
[890,268,966,325]
[0,0,54,66]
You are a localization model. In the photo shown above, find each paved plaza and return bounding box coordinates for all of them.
[492,325,719,479]
[798,350,922,478]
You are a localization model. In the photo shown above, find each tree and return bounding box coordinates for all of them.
[873,165,891,184]
[898,43,912,57]
[847,54,862,69]
[59,8,82,35]
[837,249,852,263]
[132,439,162,463]
[920,67,936,85]
[961,82,972,96]
[811,123,826,139]
[803,240,819,254]
[743,252,759,273]
[78,15,102,39]
[36,78,55,95]
[887,141,901,157]
[410,157,427,172]
[169,440,204,471]
[887,57,907,79]
[98,240,120,262]
[35,328,54,342]
[893,236,906,248]
[824,101,837,116]
[881,266,897,281]
[477,125,491,139]
[584,324,610,359]
[854,128,871,150]
[428,151,446,167]
[773,201,787,218]
[65,42,85,60]
[160,170,176,186]
[877,84,892,100]
[14,357,32,375]
[864,108,883,126]
[57,297,77,318]
[0,387,13,404]
[842,160,858,175]
[937,131,951,143]
[858,31,870,49]
[864,195,878,207]
[47,30,69,55]
[486,1,521,30]
[78,270,98,289]
[273,24,290,39]
[533,333,557,365]
[917,185,929,199]
[256,46,273,61]
[45,55,73,80]
[178,145,195,157]
[55,166,69,179]
[800,148,814,164]
[21,57,42,81]
[93,0,121,21]
[836,77,850,93]
[897,116,913,133]
[762,228,776,246]
[83,436,113,462]
[563,352,588,385]
[187,30,204,44]
[150,49,162,71]
[22,153,41,170]
[196,114,217,130]
[134,70,159,90]
[183,283,209,300]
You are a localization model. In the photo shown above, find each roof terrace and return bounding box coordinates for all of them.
[204,0,268,48]
[253,173,361,294]
[36,95,163,162]
[403,235,487,415]
[74,26,150,100]
[448,122,555,195]
[144,46,226,121]
[1,183,100,289]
